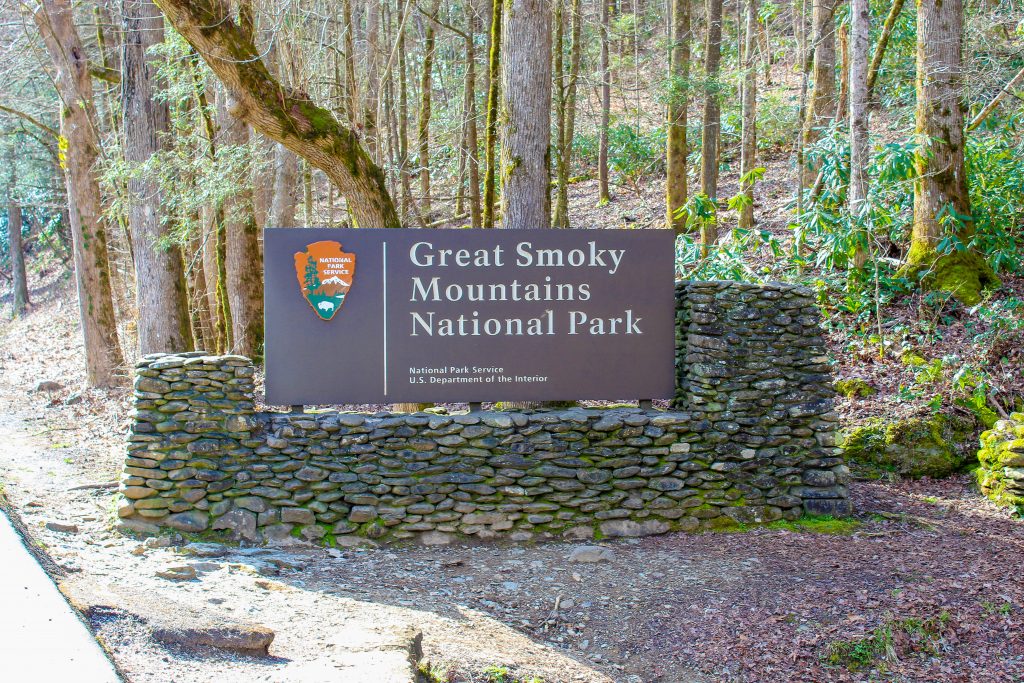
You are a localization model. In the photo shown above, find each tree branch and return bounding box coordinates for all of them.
[0,103,59,139]
[153,0,399,228]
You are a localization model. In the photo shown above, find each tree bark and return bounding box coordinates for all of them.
[849,0,870,268]
[154,0,400,228]
[802,0,838,186]
[598,0,612,203]
[8,199,29,316]
[907,0,996,303]
[666,0,691,232]
[217,92,264,359]
[866,0,906,97]
[499,0,552,229]
[122,0,194,355]
[739,0,758,230]
[33,0,125,386]
[269,143,299,227]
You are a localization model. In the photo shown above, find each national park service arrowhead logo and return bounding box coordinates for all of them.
[294,241,355,320]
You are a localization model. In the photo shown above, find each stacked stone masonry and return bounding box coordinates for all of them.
[976,413,1024,511]
[119,280,850,544]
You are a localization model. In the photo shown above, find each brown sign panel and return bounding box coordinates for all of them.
[264,228,675,405]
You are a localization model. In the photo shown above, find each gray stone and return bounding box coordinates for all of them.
[211,509,258,541]
[348,506,377,523]
[567,545,614,563]
[599,519,670,537]
[164,511,210,533]
[281,508,316,525]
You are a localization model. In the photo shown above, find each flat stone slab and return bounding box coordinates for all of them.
[0,511,119,682]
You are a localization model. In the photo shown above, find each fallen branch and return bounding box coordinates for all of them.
[967,65,1024,132]
[67,482,118,491]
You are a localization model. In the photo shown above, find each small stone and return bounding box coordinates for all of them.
[567,545,614,563]
[34,380,63,392]
[418,531,455,545]
[45,522,79,534]
[156,565,197,581]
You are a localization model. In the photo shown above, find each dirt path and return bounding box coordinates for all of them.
[2,277,1023,682]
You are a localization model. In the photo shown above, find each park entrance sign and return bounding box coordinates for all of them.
[264,228,675,405]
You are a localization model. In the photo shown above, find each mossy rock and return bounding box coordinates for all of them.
[834,378,877,399]
[839,413,978,479]
[902,244,999,306]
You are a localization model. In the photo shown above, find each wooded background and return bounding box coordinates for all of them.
[1,0,1022,396]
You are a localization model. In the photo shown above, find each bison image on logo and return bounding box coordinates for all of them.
[294,240,356,321]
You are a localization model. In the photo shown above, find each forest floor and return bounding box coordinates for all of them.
[1,266,1024,682]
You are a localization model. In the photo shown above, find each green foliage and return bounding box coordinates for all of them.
[606,124,666,193]
[482,665,543,683]
[825,611,952,672]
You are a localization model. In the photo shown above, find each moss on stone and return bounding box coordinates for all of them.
[834,378,877,399]
[839,413,977,479]
[976,414,1024,511]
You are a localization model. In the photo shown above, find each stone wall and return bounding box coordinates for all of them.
[118,280,849,544]
[977,413,1024,511]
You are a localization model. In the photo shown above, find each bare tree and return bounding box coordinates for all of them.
[665,0,690,232]
[33,0,125,385]
[7,196,29,316]
[122,0,194,355]
[848,0,869,268]
[907,0,995,303]
[499,0,552,228]
[739,0,758,230]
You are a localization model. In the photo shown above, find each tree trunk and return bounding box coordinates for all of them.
[849,0,870,268]
[418,0,440,221]
[464,14,482,228]
[342,0,358,127]
[302,160,313,226]
[122,0,194,355]
[552,0,568,227]
[666,0,690,232]
[802,0,838,186]
[363,0,381,161]
[835,22,849,122]
[866,0,906,97]
[739,0,758,230]
[499,0,552,229]
[699,0,724,254]
[907,0,995,304]
[33,0,125,386]
[269,143,299,227]
[553,0,583,229]
[482,0,504,227]
[155,0,400,228]
[8,199,29,316]
[598,0,612,203]
[217,92,264,359]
